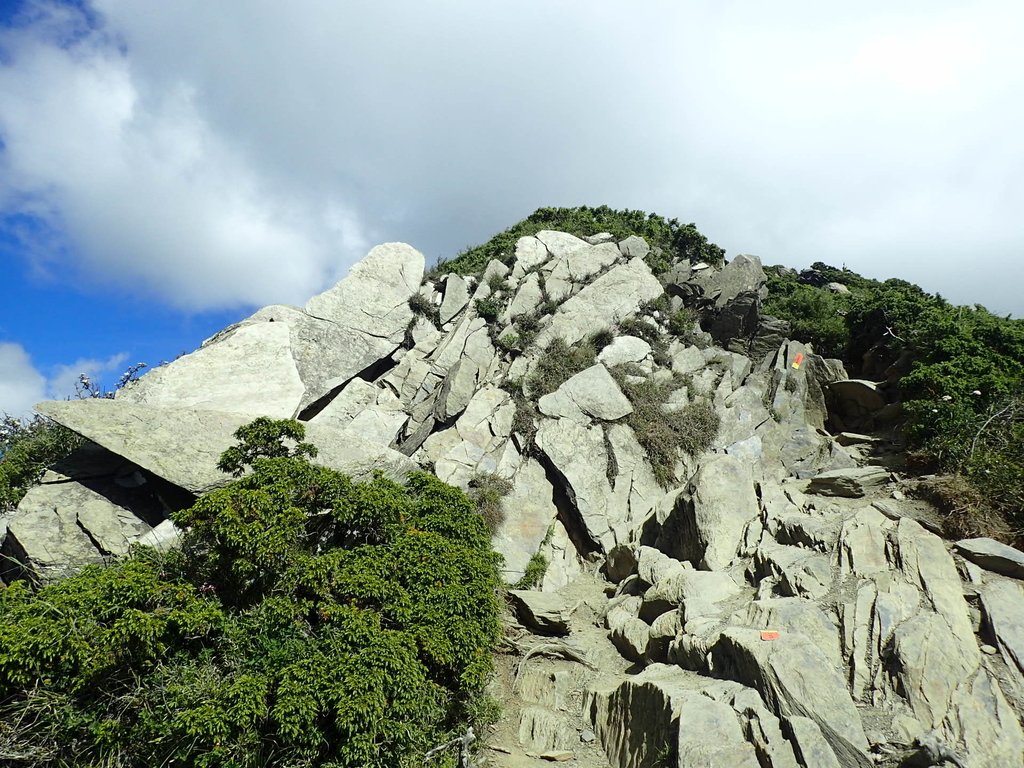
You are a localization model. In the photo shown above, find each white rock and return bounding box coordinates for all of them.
[537,364,633,423]
[598,336,652,367]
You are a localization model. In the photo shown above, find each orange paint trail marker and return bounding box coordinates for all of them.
[791,353,804,370]
[760,630,780,641]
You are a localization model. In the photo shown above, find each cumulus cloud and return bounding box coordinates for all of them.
[0,341,132,418]
[0,342,46,418]
[46,351,130,400]
[1,0,1023,316]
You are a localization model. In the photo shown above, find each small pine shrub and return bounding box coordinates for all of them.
[0,419,503,767]
[432,206,724,278]
[474,297,502,322]
[613,374,720,488]
[468,472,513,534]
[526,338,597,398]
[0,416,82,512]
[408,292,440,325]
[617,317,661,345]
[590,328,616,352]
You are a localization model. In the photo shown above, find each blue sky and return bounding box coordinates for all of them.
[2,0,1024,416]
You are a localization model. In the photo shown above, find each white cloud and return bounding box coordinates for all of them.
[46,351,129,401]
[1,0,1023,316]
[0,342,46,418]
[0,342,133,419]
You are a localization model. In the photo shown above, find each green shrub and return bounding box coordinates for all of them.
[431,206,724,278]
[613,374,720,488]
[468,473,513,534]
[513,526,554,590]
[763,262,1024,537]
[497,332,521,353]
[0,416,82,512]
[617,317,661,345]
[408,293,440,326]
[0,419,502,767]
[590,328,616,352]
[668,307,699,340]
[514,553,548,590]
[474,297,502,322]
[526,338,597,398]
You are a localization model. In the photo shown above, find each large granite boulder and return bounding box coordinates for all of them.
[36,399,418,494]
[118,243,424,416]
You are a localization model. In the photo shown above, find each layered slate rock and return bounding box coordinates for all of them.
[674,454,759,571]
[955,537,1024,580]
[588,665,767,768]
[710,628,871,766]
[0,444,174,582]
[37,399,417,494]
[537,364,633,423]
[537,258,663,348]
[118,242,424,416]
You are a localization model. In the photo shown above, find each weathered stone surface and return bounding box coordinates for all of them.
[121,245,422,416]
[604,544,638,584]
[513,235,551,274]
[438,273,470,325]
[641,568,741,622]
[305,242,423,328]
[675,695,761,768]
[807,467,889,498]
[37,400,417,494]
[676,454,758,570]
[617,235,650,260]
[5,474,152,581]
[538,259,663,348]
[547,241,621,287]
[508,589,572,635]
[136,518,183,551]
[588,665,760,768]
[535,229,590,258]
[117,320,306,417]
[671,345,705,375]
[703,254,767,308]
[980,579,1024,691]
[607,608,651,662]
[784,716,842,768]
[597,336,651,367]
[955,537,1024,580]
[503,271,544,322]
[311,379,407,445]
[827,379,887,415]
[834,506,891,577]
[739,599,843,669]
[535,418,614,550]
[538,364,633,423]
[753,542,832,600]
[434,358,479,422]
[711,628,871,766]
[491,458,558,584]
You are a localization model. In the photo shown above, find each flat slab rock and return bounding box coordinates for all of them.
[36,399,418,494]
[537,363,633,422]
[806,466,889,498]
[955,537,1024,580]
[507,589,572,635]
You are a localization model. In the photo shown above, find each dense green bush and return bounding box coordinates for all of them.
[613,373,720,488]
[0,416,82,512]
[0,419,502,767]
[525,337,598,398]
[432,205,724,277]
[763,263,1024,537]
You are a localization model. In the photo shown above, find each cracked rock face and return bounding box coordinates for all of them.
[7,233,1022,768]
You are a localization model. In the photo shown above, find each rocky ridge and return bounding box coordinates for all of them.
[2,231,1023,767]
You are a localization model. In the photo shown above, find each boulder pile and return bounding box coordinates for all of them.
[3,231,1022,767]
